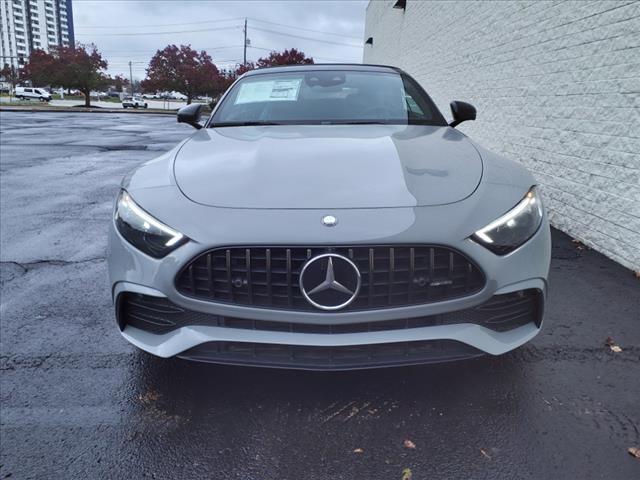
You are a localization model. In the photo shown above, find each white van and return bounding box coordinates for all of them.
[15,86,52,102]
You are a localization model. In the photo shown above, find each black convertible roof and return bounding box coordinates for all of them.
[243,63,404,76]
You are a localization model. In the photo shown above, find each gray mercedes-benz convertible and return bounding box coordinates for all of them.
[108,64,551,370]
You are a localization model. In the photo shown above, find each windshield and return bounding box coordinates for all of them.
[210,70,447,127]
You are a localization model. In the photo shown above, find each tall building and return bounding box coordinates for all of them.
[0,0,74,69]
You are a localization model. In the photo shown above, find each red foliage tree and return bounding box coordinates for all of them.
[142,45,221,104]
[22,44,109,107]
[112,74,129,93]
[213,49,314,102]
[233,62,256,77]
[255,48,314,68]
[217,49,313,96]
[219,62,255,93]
[20,49,56,87]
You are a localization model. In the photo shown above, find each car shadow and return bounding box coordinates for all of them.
[128,349,527,422]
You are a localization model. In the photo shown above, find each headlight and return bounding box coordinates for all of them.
[472,187,543,255]
[114,190,187,258]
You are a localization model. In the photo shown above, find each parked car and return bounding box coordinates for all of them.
[15,86,52,102]
[168,91,188,100]
[142,93,160,99]
[122,96,148,109]
[108,64,551,370]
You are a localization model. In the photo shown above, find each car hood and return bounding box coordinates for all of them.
[173,124,483,209]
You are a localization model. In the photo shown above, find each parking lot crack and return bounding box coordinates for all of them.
[0,256,106,271]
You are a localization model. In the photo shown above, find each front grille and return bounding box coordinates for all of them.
[118,289,541,336]
[177,340,483,370]
[175,246,485,311]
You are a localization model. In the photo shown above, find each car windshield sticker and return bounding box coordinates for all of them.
[235,79,302,104]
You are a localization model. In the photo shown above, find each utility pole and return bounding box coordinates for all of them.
[129,61,134,95]
[243,18,247,66]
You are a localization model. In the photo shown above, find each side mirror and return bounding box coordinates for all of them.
[449,101,476,128]
[177,103,203,129]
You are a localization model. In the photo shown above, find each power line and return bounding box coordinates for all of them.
[75,17,245,29]
[75,25,240,37]
[248,46,355,63]
[108,58,242,65]
[100,45,244,56]
[248,17,361,40]
[249,26,361,48]
[247,45,273,52]
[75,16,361,41]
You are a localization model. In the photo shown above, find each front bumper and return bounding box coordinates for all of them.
[108,202,551,369]
[116,288,542,369]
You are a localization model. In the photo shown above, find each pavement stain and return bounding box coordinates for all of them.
[136,389,187,428]
[320,398,399,423]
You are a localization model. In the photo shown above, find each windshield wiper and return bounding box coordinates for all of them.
[335,121,389,125]
[210,121,282,128]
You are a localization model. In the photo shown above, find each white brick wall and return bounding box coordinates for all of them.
[364,0,640,270]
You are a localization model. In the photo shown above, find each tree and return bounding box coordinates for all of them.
[112,74,129,93]
[22,44,109,107]
[58,45,110,107]
[218,48,312,92]
[233,62,256,76]
[211,49,314,101]
[219,62,255,92]
[20,49,55,87]
[0,63,21,92]
[142,44,221,104]
[256,48,314,68]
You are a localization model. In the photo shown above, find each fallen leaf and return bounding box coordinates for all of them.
[403,439,416,449]
[401,468,412,480]
[628,447,640,458]
[610,345,623,353]
[480,448,492,459]
[604,336,615,346]
[571,239,585,250]
[353,448,364,454]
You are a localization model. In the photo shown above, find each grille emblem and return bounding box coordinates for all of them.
[321,215,338,227]
[299,253,361,311]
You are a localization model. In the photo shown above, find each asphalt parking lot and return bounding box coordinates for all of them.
[0,95,191,110]
[1,111,638,480]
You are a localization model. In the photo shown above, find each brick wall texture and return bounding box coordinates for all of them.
[364,0,640,270]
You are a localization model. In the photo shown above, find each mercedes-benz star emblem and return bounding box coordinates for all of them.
[299,253,361,311]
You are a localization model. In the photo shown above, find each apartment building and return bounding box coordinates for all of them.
[0,0,74,68]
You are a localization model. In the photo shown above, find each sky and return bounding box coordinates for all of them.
[72,0,368,80]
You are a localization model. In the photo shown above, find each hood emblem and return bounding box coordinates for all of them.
[299,254,361,311]
[321,215,338,227]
